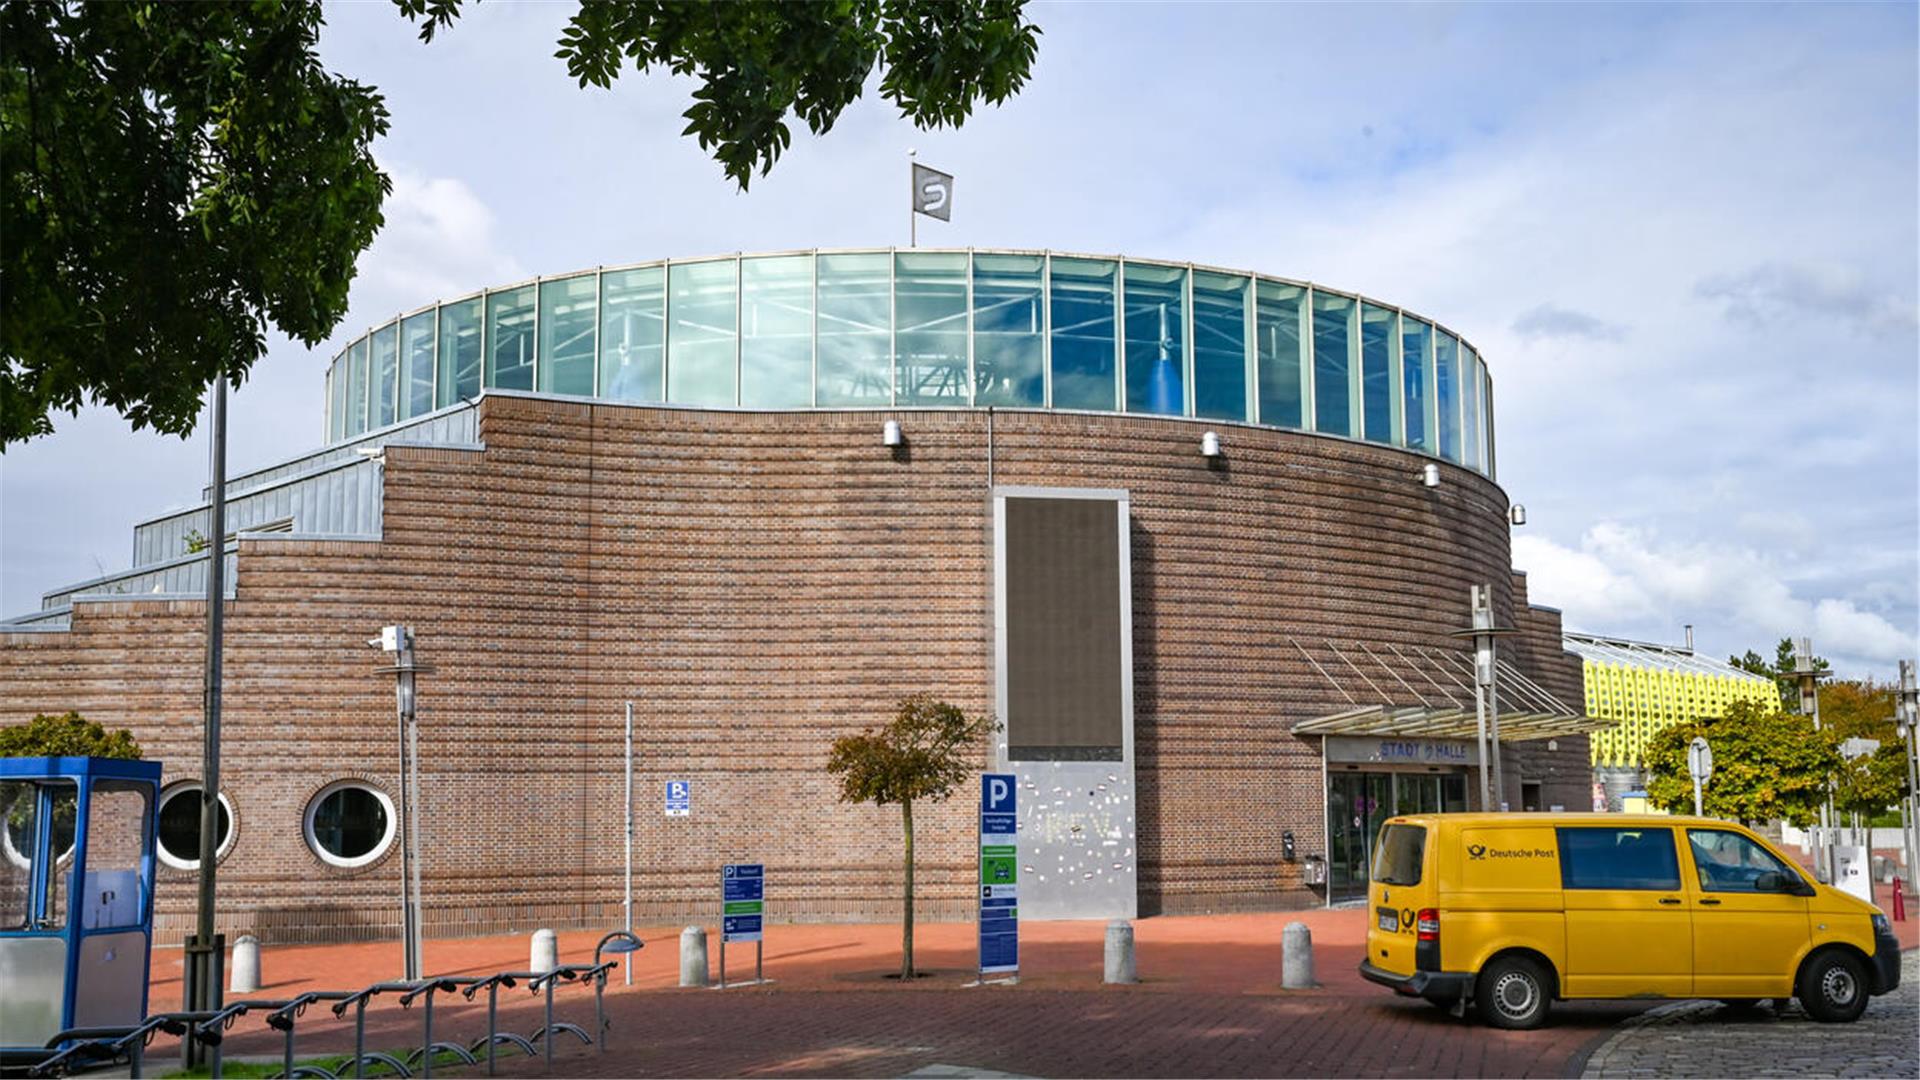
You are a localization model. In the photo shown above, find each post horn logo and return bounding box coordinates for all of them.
[1468,843,1488,860]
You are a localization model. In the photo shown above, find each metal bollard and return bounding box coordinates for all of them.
[1104,919,1137,984]
[679,926,709,988]
[229,934,262,994]
[1281,921,1315,989]
[530,928,559,974]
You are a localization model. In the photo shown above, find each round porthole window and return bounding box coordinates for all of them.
[156,783,235,870]
[304,782,395,868]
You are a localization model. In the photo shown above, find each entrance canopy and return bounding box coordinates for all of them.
[1288,638,1611,742]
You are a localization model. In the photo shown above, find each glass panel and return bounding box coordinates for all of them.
[1401,317,1431,452]
[667,260,738,405]
[1435,330,1461,462]
[81,781,150,929]
[485,286,536,391]
[1049,257,1117,411]
[1192,271,1248,422]
[740,255,813,407]
[1312,292,1354,436]
[347,337,369,437]
[895,252,969,405]
[436,297,483,408]
[329,354,347,442]
[1461,345,1482,471]
[371,324,398,430]
[815,253,891,406]
[538,275,598,397]
[4,781,78,929]
[1360,304,1393,444]
[1557,827,1681,891]
[401,312,435,419]
[1255,280,1305,428]
[0,781,35,929]
[1123,262,1186,415]
[973,254,1043,407]
[599,267,665,402]
[1483,371,1497,478]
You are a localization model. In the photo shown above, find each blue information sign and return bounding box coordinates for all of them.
[665,780,691,817]
[979,773,1018,976]
[722,863,764,943]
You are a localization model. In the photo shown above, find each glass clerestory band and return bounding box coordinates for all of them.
[322,249,1496,477]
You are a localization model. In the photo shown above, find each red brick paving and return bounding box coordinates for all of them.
[148,907,1919,1078]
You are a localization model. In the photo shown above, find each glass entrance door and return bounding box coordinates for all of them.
[1327,771,1467,903]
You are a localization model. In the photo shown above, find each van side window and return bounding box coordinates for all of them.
[1556,827,1680,891]
[1687,829,1797,893]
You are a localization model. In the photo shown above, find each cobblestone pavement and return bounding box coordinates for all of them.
[1580,951,1917,1079]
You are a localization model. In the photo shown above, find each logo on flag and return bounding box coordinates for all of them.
[912,163,954,221]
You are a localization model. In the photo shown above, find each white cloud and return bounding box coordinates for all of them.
[1516,523,1918,676]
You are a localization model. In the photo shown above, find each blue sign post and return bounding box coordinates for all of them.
[719,863,764,987]
[664,780,691,817]
[979,773,1018,979]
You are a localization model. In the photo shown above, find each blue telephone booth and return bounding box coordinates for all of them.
[0,757,162,1064]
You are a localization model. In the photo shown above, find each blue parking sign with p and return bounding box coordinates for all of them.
[665,779,691,817]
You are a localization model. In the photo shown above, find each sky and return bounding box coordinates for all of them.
[3,2,1916,678]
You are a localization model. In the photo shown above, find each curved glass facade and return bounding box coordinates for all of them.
[322,249,1497,477]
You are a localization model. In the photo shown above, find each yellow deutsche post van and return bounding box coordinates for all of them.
[1357,813,1901,1029]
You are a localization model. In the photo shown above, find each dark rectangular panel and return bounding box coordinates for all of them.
[1005,497,1124,760]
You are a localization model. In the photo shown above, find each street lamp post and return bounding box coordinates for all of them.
[1451,584,1518,811]
[1785,637,1835,882]
[1898,660,1919,890]
[183,372,229,1069]
[374,625,431,979]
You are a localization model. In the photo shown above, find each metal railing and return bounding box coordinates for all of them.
[26,938,639,1079]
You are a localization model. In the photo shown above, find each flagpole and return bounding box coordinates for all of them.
[908,148,917,248]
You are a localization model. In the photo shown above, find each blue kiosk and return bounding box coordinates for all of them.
[0,756,162,1065]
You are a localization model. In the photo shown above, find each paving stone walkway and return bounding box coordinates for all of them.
[1580,951,1917,1079]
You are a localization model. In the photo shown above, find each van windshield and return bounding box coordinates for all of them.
[1372,823,1426,886]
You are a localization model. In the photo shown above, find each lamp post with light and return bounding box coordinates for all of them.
[1898,660,1919,890]
[373,625,430,979]
[1451,584,1518,811]
[1783,638,1835,882]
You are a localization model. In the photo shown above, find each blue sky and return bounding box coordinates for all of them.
[4,1,1916,676]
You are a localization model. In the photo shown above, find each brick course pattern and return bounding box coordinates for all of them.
[0,397,1589,944]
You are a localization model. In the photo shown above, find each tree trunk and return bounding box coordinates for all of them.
[902,797,915,979]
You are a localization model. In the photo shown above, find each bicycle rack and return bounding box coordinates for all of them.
[266,991,355,1080]
[397,979,477,1078]
[523,967,594,1070]
[460,973,535,1077]
[332,983,421,1079]
[18,933,641,1080]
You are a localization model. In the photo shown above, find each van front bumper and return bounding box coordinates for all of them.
[1869,919,1901,995]
[1358,960,1472,1001]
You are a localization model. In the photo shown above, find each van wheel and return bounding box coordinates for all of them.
[1796,950,1869,1023]
[1476,956,1550,1030]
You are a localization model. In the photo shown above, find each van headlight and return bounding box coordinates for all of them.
[1872,913,1892,936]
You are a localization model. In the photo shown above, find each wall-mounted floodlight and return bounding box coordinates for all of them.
[1200,431,1221,458]
[882,419,903,448]
[1510,504,1527,526]
[1421,463,1441,488]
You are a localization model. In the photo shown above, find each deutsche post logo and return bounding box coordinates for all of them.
[1400,907,1416,933]
[1468,843,1488,860]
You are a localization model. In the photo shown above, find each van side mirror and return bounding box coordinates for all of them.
[1756,870,1815,896]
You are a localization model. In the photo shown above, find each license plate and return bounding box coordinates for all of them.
[1377,908,1398,932]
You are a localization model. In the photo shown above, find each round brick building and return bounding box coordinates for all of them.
[1,249,1603,945]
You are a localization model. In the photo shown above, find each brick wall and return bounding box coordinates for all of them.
[0,397,1587,942]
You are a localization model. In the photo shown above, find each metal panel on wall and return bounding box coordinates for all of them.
[992,486,1137,921]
